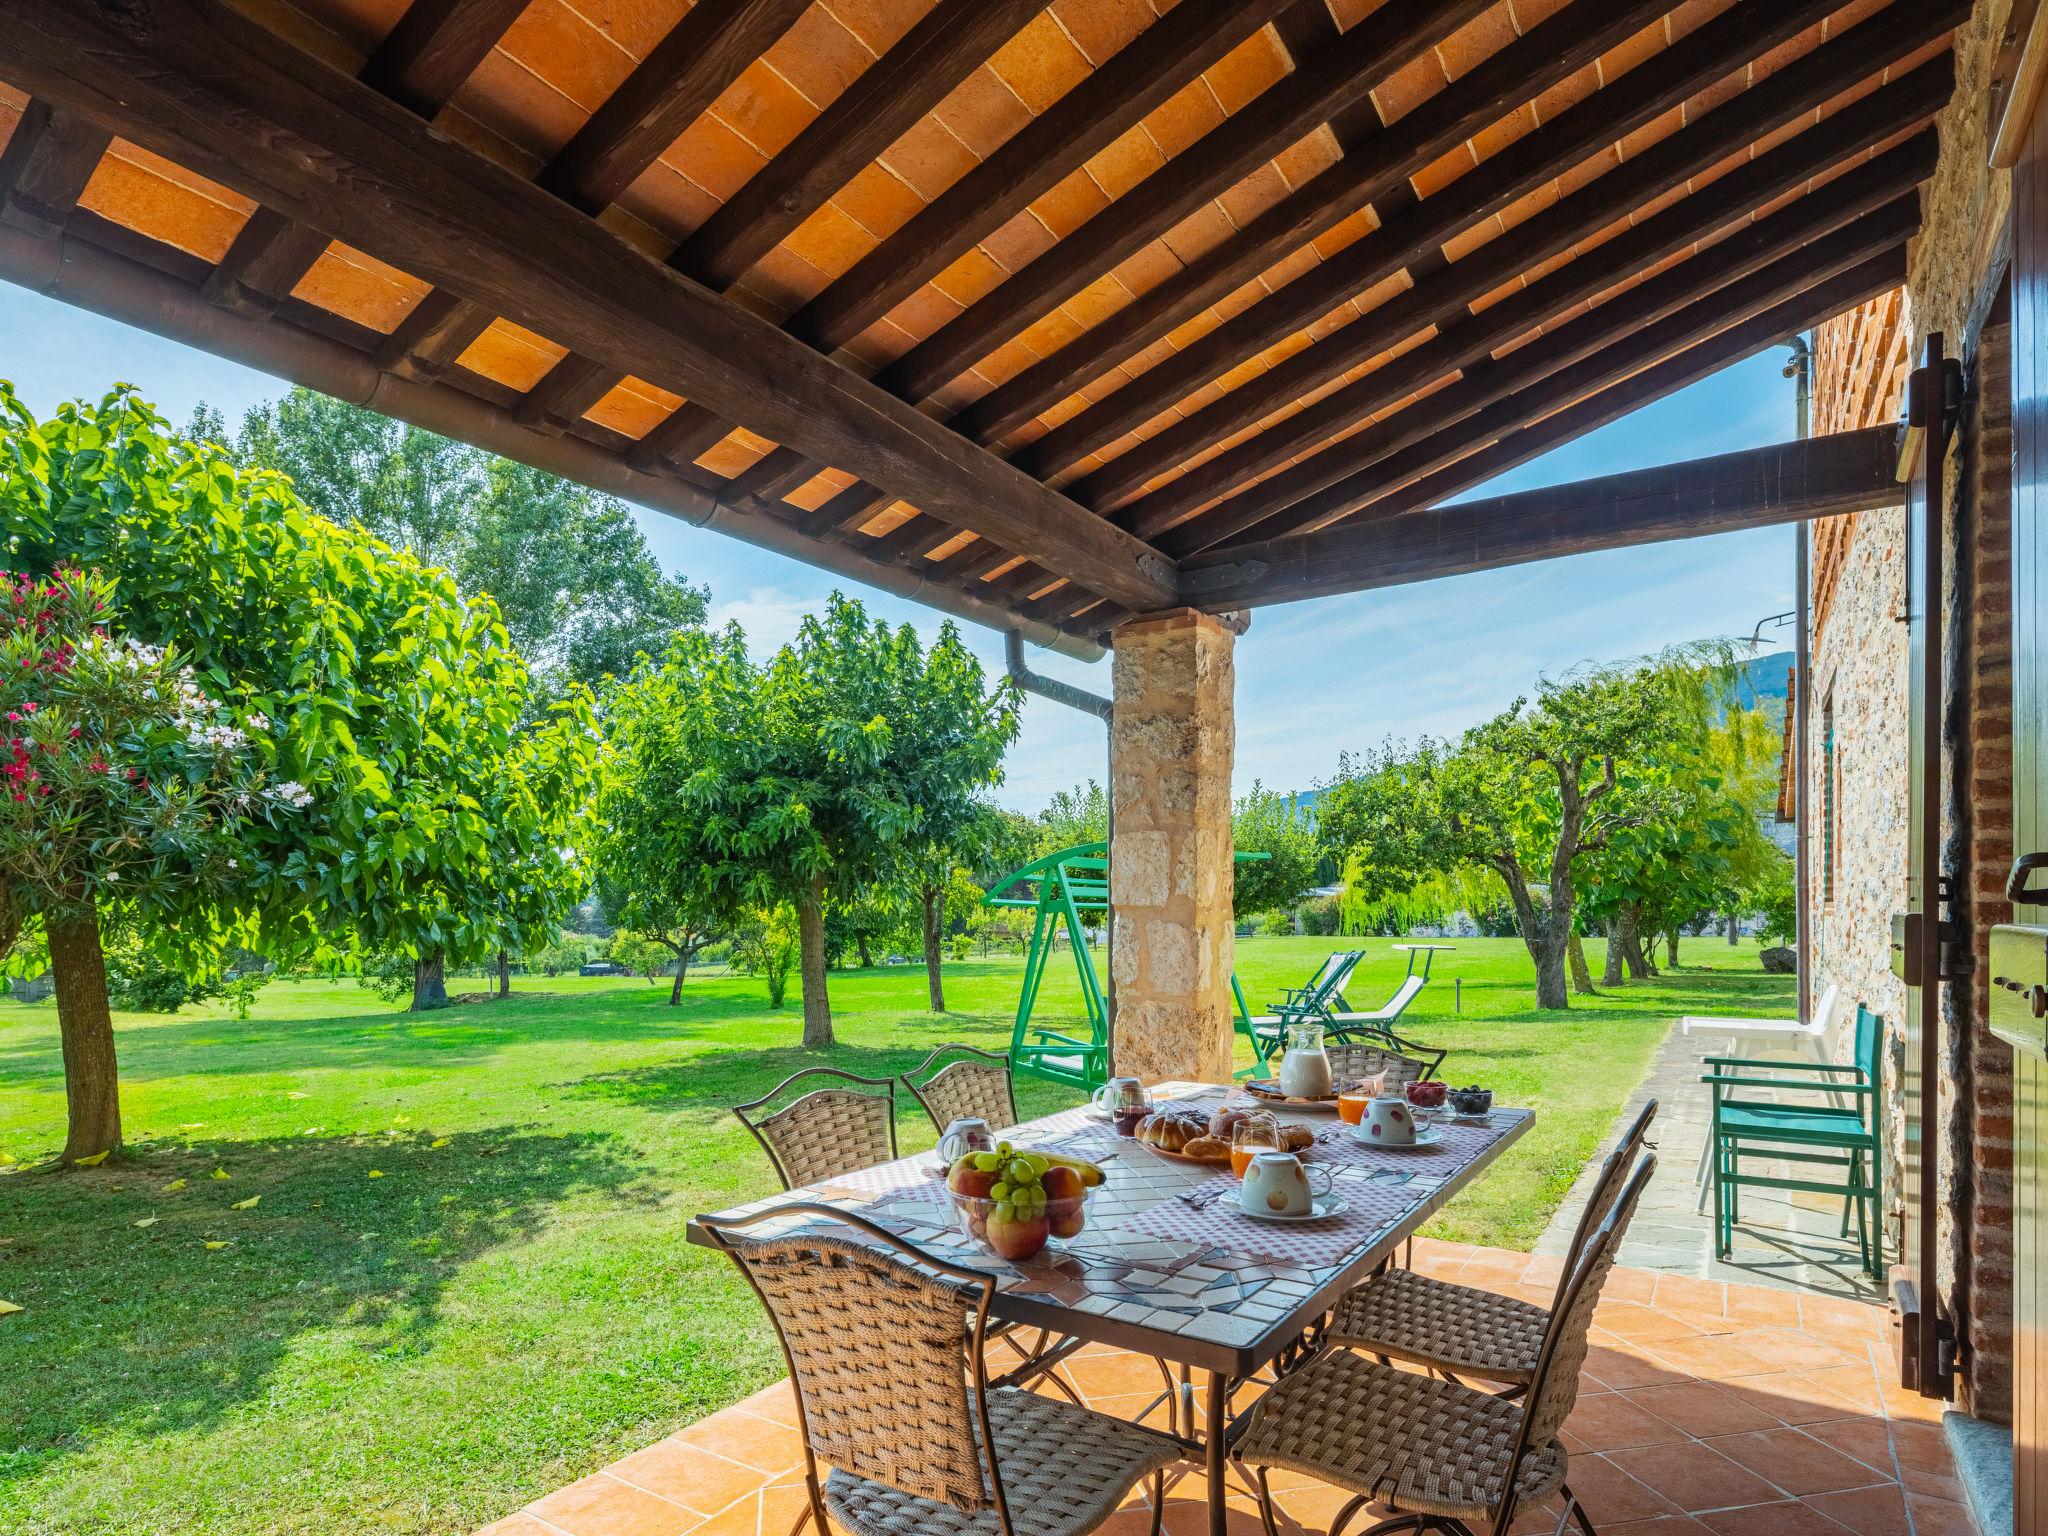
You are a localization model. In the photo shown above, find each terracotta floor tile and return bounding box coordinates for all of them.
[476,1517,561,1536]
[1602,1268,1661,1305]
[1785,1365,1886,1417]
[1563,1392,1693,1452]
[607,1441,764,1515]
[1693,1498,1859,1536]
[1652,1274,1729,1315]
[1700,1427,1890,1495]
[1885,1418,1955,1475]
[1803,1481,1912,1536]
[1714,1373,1864,1426]
[1069,1351,1176,1398]
[1560,1453,1684,1525]
[1797,1294,1886,1337]
[1896,1461,1965,1502]
[1905,1493,1978,1536]
[676,1412,804,1475]
[528,1473,703,1536]
[1720,1287,1802,1327]
[1623,1383,1781,1438]
[1604,1518,1716,1534]
[1600,1304,1710,1343]
[1878,1375,1949,1424]
[1636,1333,1781,1381]
[1725,1327,1867,1372]
[1603,1441,1783,1513]
[733,1383,801,1430]
[1585,1344,1691,1391]
[1797,1415,1899,1477]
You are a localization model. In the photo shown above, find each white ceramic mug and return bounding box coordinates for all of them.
[1357,1095,1418,1146]
[1091,1076,1147,1115]
[938,1117,994,1164]
[1240,1151,1335,1216]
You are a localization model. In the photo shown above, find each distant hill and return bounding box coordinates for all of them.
[1734,649,1793,729]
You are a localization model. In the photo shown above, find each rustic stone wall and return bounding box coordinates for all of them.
[1108,609,1237,1085]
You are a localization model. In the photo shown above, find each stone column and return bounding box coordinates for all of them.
[1109,608,1236,1085]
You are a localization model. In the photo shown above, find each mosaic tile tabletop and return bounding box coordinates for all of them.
[688,1083,1532,1374]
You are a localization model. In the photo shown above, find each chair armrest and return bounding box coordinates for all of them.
[1702,1057,1862,1076]
[1025,1030,1098,1051]
[1700,1073,1874,1095]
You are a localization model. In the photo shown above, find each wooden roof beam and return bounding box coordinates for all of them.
[540,0,812,215]
[1181,193,1924,553]
[1177,426,1902,608]
[677,0,1043,290]
[1013,0,1682,476]
[0,0,1178,612]
[1067,0,1956,505]
[358,0,530,120]
[1118,82,1947,536]
[785,0,1300,355]
[0,100,110,238]
[960,0,1870,452]
[1354,254,1910,523]
[874,0,1498,404]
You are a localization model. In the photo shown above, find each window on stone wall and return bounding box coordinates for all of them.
[1821,696,1838,905]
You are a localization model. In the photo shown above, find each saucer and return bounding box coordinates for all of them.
[1238,1193,1349,1223]
[1351,1124,1444,1149]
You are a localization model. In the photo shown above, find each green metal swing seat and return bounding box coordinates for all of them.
[1703,1002,1884,1281]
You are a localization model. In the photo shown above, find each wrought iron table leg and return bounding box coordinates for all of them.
[1206,1370,1229,1536]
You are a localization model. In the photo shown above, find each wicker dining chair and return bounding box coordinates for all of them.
[701,1202,1182,1536]
[1323,1099,1659,1391]
[1325,1040,1444,1093]
[1233,1154,1655,1536]
[902,1045,1020,1134]
[732,1068,899,1190]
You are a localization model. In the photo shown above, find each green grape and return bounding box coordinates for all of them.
[990,1180,1012,1201]
[1006,1158,1034,1185]
[993,1200,1014,1224]
[972,1151,1003,1173]
[1020,1153,1049,1178]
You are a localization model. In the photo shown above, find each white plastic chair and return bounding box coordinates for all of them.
[1679,982,1844,1211]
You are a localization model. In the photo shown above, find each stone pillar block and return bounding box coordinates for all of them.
[1109,608,1236,1084]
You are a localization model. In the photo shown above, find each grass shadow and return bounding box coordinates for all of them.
[0,1125,656,1485]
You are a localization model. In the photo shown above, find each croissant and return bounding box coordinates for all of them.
[1136,1108,1208,1152]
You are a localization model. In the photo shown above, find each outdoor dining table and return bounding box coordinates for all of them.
[686,1081,1533,1536]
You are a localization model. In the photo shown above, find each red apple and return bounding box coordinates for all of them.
[1041,1165,1084,1202]
[1047,1198,1086,1240]
[985,1207,1051,1262]
[948,1160,998,1199]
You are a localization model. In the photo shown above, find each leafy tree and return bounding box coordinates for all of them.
[606,930,674,983]
[1035,780,1108,852]
[529,931,591,977]
[1231,783,1322,917]
[588,628,825,1023]
[217,389,707,699]
[763,596,1017,1037]
[731,906,799,1008]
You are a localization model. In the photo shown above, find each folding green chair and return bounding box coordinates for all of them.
[1703,1002,1884,1280]
[1232,950,1365,1073]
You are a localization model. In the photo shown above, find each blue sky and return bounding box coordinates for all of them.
[0,283,1799,810]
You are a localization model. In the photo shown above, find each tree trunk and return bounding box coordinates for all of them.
[797,881,833,1048]
[50,893,120,1164]
[668,964,685,1005]
[412,951,448,1011]
[1602,910,1633,986]
[922,885,945,1012]
[1532,939,1569,1009]
[496,948,511,998]
[1623,924,1656,979]
[1727,911,1740,945]
[1665,929,1681,968]
[1566,931,1595,994]
[855,933,873,969]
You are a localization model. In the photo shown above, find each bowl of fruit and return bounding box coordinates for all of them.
[945,1142,1102,1262]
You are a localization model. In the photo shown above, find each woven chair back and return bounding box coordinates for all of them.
[734,1070,897,1189]
[1553,1099,1658,1297]
[705,1207,998,1514]
[1521,1154,1654,1452]
[905,1047,1018,1132]
[1325,1042,1431,1092]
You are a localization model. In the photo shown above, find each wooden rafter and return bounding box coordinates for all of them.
[0,101,111,238]
[1072,0,1954,513]
[874,0,1498,404]
[357,0,530,119]
[0,0,1177,613]
[1176,427,1904,608]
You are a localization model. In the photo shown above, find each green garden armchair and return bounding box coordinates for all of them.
[1233,950,1365,1072]
[1703,1003,1884,1280]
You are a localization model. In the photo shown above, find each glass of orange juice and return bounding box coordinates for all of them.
[1231,1112,1281,1177]
[1336,1070,1387,1125]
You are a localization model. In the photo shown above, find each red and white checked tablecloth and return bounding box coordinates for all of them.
[820,1157,953,1206]
[1118,1170,1432,1266]
[1309,1111,1517,1175]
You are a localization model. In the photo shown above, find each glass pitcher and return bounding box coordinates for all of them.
[1278,1020,1334,1100]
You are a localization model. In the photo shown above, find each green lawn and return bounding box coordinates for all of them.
[0,935,1790,1536]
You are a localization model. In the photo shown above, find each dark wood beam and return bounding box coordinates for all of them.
[1068,0,1954,507]
[3,0,1179,612]
[512,352,620,433]
[541,0,810,215]
[1120,100,1944,537]
[873,0,1496,403]
[727,446,819,505]
[785,0,1298,354]
[1176,428,1903,608]
[0,101,111,238]
[799,481,892,542]
[1178,205,1920,553]
[1196,210,1925,552]
[961,0,1882,451]
[1011,0,1678,476]
[1357,253,1910,524]
[372,289,493,380]
[199,205,333,317]
[624,402,731,474]
[677,0,1042,289]
[359,0,532,120]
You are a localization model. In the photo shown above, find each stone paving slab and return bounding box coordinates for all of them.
[1537,1018,1887,1302]
[474,1239,1955,1536]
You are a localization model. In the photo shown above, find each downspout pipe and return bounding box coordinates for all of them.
[1005,629,1117,1039]
[0,223,1108,662]
[1786,334,1814,1025]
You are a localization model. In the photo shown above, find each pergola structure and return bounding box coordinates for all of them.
[0,0,1946,1076]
